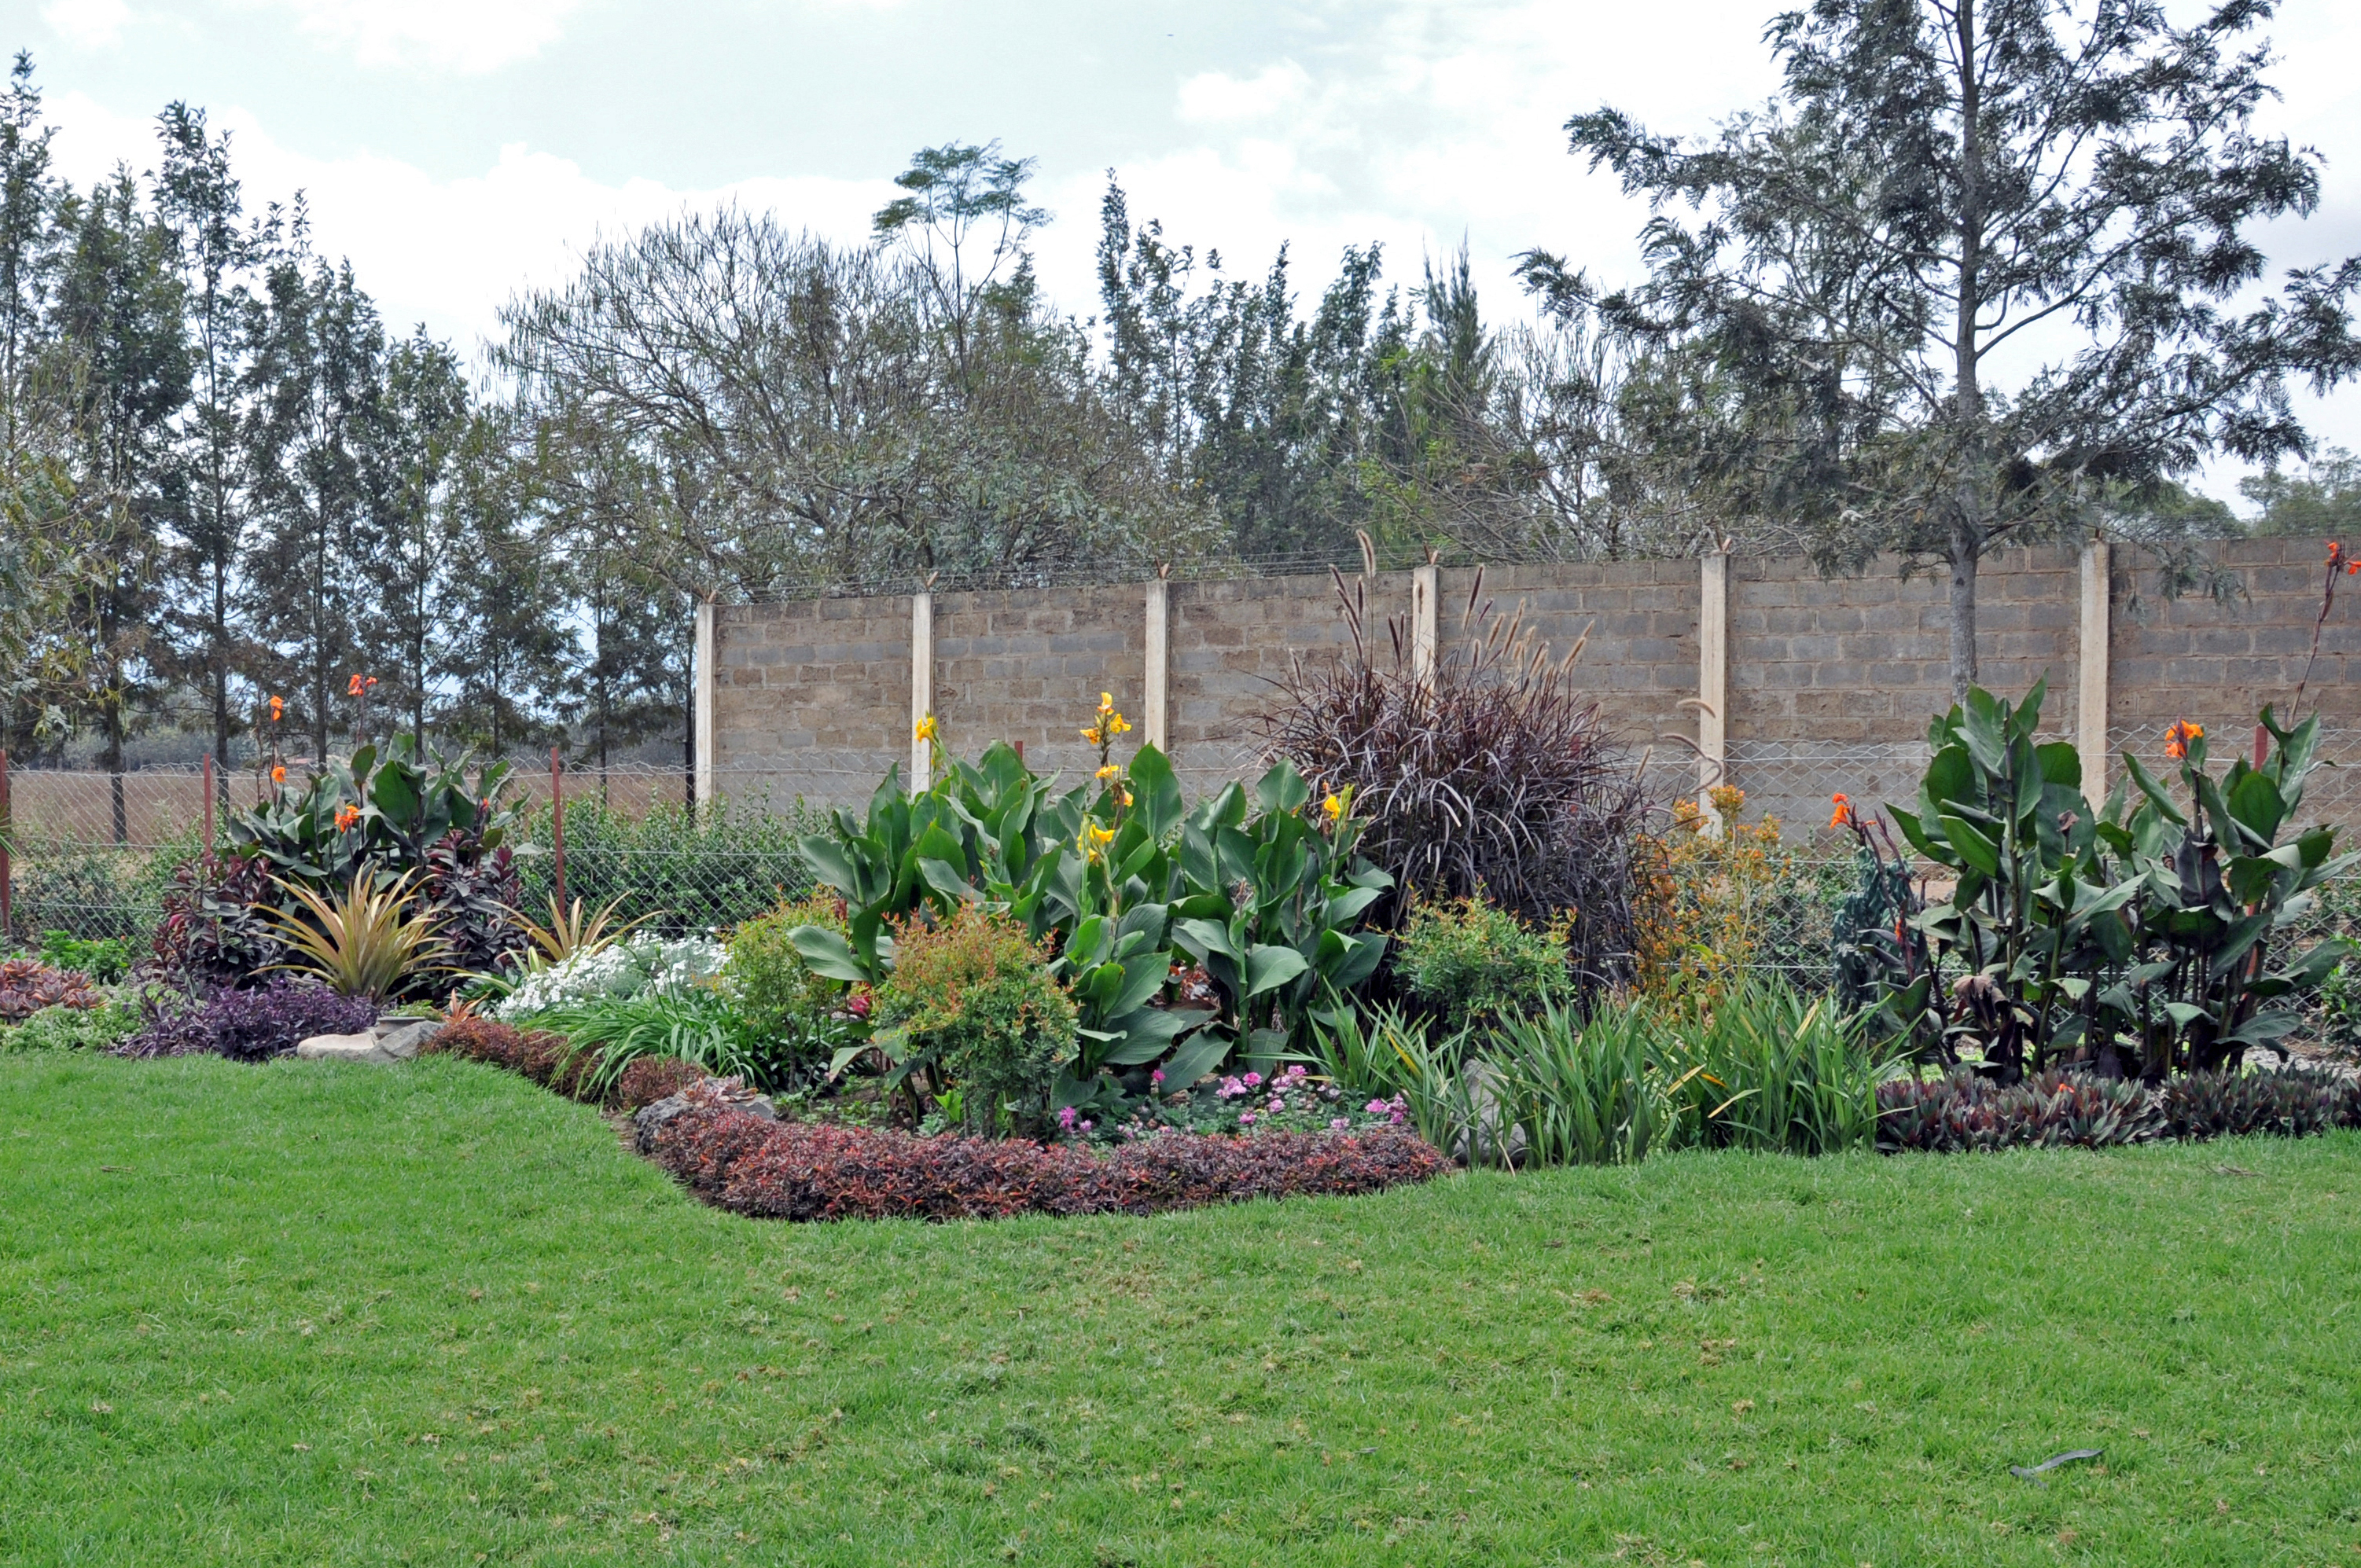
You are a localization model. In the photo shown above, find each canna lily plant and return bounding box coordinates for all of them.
[1871,681,2353,1082]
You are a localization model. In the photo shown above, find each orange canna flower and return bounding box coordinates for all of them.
[2164,720,2204,760]
[1830,792,1855,829]
[333,803,361,832]
[270,765,286,784]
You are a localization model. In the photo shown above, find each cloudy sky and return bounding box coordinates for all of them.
[23,0,2361,506]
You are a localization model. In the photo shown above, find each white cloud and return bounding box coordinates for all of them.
[43,91,897,360]
[1176,62,1311,125]
[42,0,133,49]
[233,0,588,73]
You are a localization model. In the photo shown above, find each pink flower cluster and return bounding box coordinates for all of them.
[1056,1105,1094,1135]
[1364,1093,1408,1127]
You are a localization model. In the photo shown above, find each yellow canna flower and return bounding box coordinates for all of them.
[1095,763,1120,782]
[914,714,940,744]
[1322,793,1344,824]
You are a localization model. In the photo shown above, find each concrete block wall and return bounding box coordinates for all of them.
[704,539,2359,827]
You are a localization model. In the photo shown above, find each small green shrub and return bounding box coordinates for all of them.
[36,929,134,984]
[874,907,1076,1135]
[535,987,786,1098]
[4,994,144,1052]
[727,893,857,1068]
[1392,896,1572,1022]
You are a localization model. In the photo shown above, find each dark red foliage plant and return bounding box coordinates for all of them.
[1256,551,1646,990]
[639,1088,1449,1224]
[0,959,102,1023]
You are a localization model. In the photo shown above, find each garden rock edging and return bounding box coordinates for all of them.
[294,1018,443,1064]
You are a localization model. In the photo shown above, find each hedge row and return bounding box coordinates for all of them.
[637,1078,1450,1223]
[1876,1064,2361,1153]
[425,1016,701,1112]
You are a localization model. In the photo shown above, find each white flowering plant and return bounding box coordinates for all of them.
[495,934,728,1020]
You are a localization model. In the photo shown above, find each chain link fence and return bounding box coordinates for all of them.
[7,733,2357,991]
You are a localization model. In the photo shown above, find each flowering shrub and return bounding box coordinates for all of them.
[1068,1061,1407,1143]
[0,958,102,1023]
[495,934,726,1019]
[117,975,378,1061]
[640,1085,1449,1223]
[1630,786,1793,1001]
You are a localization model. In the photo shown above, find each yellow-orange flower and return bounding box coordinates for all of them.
[267,695,285,722]
[1830,792,1855,829]
[333,803,361,832]
[270,765,286,785]
[1322,793,1344,824]
[2164,720,2203,760]
[914,713,939,744]
[1095,763,1120,783]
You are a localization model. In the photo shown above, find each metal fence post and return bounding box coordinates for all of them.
[550,746,567,916]
[201,753,215,854]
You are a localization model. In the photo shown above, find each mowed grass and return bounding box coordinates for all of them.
[3,1057,2360,1566]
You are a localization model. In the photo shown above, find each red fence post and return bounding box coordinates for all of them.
[550,746,567,916]
[0,749,10,942]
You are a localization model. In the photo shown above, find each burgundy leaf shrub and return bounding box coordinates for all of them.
[118,975,378,1061]
[423,1016,697,1110]
[0,959,102,1023]
[640,1087,1450,1224]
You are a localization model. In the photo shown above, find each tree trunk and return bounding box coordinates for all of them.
[1948,519,1980,703]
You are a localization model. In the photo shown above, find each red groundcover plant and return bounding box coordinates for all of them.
[638,1081,1449,1223]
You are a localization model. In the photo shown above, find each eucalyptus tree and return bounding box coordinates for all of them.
[1532,0,2361,696]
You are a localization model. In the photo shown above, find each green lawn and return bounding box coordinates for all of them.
[3,1057,2359,1566]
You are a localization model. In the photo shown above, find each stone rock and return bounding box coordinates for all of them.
[292,1017,443,1064]
[295,1030,399,1064]
[633,1078,778,1153]
[373,1018,442,1059]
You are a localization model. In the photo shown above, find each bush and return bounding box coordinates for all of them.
[2159,1065,2357,1140]
[495,934,726,1019]
[874,907,1076,1134]
[1631,789,1794,1001]
[0,958,102,1022]
[1392,895,1572,1023]
[638,1084,1449,1223]
[37,929,134,983]
[229,736,526,979]
[424,1015,702,1109]
[6,828,200,944]
[5,993,144,1052]
[1256,563,1645,990]
[532,986,791,1097]
[726,892,858,1068]
[118,975,378,1060]
[1875,1070,2164,1153]
[145,852,288,994]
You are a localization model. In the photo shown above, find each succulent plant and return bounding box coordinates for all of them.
[0,959,103,1023]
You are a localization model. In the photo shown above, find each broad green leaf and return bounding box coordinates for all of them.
[1244,943,1311,997]
[788,926,870,983]
[1938,813,2002,877]
[1158,1029,1231,1089]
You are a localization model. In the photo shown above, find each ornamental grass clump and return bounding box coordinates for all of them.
[1256,553,1645,992]
[873,906,1076,1136]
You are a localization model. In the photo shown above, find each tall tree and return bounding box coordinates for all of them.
[155,101,252,766]
[51,165,189,834]
[0,52,56,475]
[1535,0,2361,696]
[437,407,570,757]
[367,325,468,747]
[243,231,385,762]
